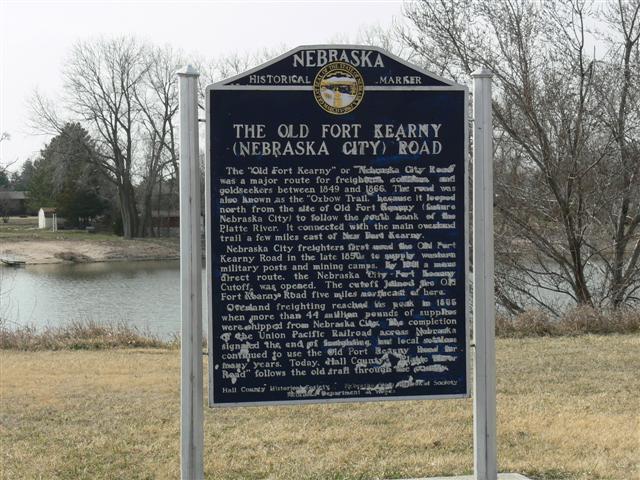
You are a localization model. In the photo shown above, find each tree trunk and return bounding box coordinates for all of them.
[139,189,154,238]
[118,181,138,239]
[568,237,593,306]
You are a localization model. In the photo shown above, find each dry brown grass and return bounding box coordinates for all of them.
[496,306,640,337]
[1,335,638,479]
[0,320,175,350]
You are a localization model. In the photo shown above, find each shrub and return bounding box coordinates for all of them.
[496,306,640,337]
[0,319,178,350]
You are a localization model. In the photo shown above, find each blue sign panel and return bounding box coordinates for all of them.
[207,46,469,406]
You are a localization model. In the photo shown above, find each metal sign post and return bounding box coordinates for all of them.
[472,68,496,480]
[182,47,508,478]
[178,65,204,480]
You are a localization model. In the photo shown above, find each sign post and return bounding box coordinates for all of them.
[176,45,530,480]
[472,68,496,480]
[178,64,204,480]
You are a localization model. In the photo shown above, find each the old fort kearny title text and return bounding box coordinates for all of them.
[232,123,443,157]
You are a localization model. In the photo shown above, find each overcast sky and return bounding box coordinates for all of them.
[0,0,405,172]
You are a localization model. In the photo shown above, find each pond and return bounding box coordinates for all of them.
[0,260,203,340]
[1,258,586,341]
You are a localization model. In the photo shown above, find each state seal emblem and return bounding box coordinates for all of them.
[313,61,364,115]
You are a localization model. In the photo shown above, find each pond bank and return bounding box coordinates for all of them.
[0,216,179,264]
[0,237,179,264]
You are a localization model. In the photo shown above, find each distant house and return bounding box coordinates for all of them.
[151,209,180,236]
[38,207,59,230]
[0,190,29,216]
[148,209,205,237]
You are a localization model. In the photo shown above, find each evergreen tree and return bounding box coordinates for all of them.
[0,170,9,188]
[10,160,35,191]
[28,123,108,226]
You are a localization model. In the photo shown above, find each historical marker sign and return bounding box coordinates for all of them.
[206,45,469,406]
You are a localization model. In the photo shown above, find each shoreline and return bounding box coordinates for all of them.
[0,237,180,265]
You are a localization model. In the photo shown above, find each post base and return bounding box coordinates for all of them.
[399,474,531,480]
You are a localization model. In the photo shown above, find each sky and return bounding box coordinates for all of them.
[0,0,405,172]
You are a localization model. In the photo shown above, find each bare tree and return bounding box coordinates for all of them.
[352,23,417,60]
[131,47,275,237]
[590,0,640,308]
[134,45,184,236]
[30,40,286,238]
[196,47,286,102]
[401,0,640,312]
[31,37,149,238]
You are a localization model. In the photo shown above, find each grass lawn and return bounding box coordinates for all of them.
[0,216,121,242]
[1,335,638,479]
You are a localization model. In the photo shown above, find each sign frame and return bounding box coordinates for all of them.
[205,45,470,408]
